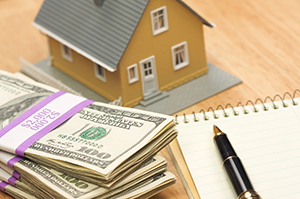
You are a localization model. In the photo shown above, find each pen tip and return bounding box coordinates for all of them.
[213,125,222,135]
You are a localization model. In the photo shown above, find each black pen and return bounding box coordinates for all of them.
[213,125,262,199]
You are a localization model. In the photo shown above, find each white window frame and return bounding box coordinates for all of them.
[94,63,106,82]
[150,6,169,36]
[171,41,189,70]
[127,64,139,84]
[61,44,73,62]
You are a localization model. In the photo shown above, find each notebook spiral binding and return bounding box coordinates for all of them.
[175,89,300,124]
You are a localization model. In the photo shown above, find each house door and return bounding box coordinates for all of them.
[140,56,158,96]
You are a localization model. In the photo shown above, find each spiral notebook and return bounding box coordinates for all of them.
[168,91,300,199]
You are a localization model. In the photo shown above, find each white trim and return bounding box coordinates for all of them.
[32,22,116,72]
[94,63,106,82]
[139,55,158,96]
[150,6,169,36]
[127,64,139,84]
[60,44,73,62]
[171,41,189,70]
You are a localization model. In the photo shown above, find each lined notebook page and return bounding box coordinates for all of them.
[176,98,300,199]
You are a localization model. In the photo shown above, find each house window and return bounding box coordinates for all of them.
[171,41,189,70]
[94,63,106,82]
[127,64,139,84]
[61,44,73,62]
[150,6,168,35]
[143,62,153,77]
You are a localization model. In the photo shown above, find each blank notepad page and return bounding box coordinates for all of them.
[176,99,300,199]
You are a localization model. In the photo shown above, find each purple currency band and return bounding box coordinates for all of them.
[8,176,17,186]
[7,156,23,169]
[15,97,94,156]
[0,91,94,156]
[13,170,20,180]
[0,181,8,192]
[0,91,64,139]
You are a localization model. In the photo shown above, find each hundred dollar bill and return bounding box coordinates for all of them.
[0,180,36,199]
[0,161,19,179]
[0,149,173,199]
[109,171,176,199]
[17,170,175,199]
[26,124,176,186]
[0,70,177,186]
[1,152,168,199]
[0,166,42,198]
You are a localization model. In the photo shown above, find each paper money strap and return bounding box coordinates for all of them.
[0,161,20,180]
[0,91,94,156]
[0,151,22,171]
[0,180,8,192]
[0,167,18,186]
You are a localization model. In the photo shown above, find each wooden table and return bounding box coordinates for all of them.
[1,0,300,198]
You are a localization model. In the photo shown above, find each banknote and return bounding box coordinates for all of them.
[0,71,55,129]
[6,154,168,199]
[0,180,37,199]
[110,171,176,199]
[0,70,177,185]
[0,166,40,198]
[0,170,175,199]
[0,161,18,179]
[0,151,175,199]
[25,124,177,186]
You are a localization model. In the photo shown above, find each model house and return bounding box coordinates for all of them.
[33,0,214,107]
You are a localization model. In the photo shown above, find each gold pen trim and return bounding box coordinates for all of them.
[213,131,226,140]
[238,190,262,199]
[222,155,238,166]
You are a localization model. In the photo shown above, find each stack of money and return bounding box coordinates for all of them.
[0,70,177,198]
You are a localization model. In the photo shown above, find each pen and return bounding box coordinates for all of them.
[213,125,262,199]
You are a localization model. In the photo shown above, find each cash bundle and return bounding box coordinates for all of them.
[0,70,177,199]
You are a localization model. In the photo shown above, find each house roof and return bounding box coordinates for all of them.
[34,0,214,72]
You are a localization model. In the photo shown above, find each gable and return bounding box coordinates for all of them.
[176,0,214,27]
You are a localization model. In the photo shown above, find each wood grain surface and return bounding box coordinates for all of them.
[1,0,300,198]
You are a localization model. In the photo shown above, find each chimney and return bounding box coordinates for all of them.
[94,0,105,7]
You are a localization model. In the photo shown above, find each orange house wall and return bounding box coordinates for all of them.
[48,37,122,102]
[119,0,208,107]
[48,1,208,107]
